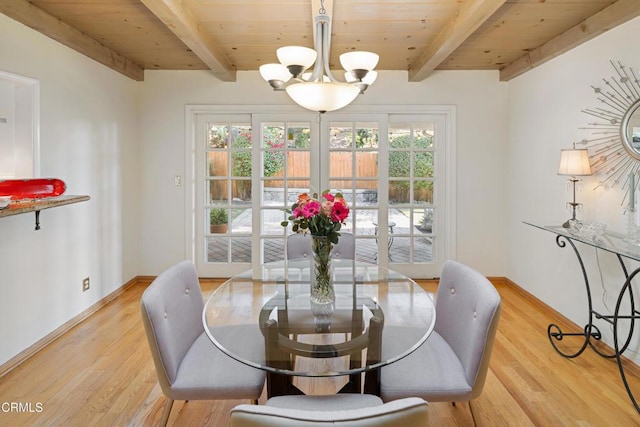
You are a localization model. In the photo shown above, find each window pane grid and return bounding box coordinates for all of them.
[387,121,436,264]
[205,121,252,263]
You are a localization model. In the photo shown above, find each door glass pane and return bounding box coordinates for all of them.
[286,123,311,148]
[207,179,228,204]
[355,123,379,148]
[287,152,311,178]
[207,236,229,262]
[262,208,288,236]
[329,152,352,177]
[208,124,228,148]
[414,180,433,204]
[231,237,251,263]
[330,123,353,148]
[355,151,378,178]
[389,180,409,205]
[413,237,433,262]
[262,125,286,178]
[263,238,286,263]
[414,123,435,148]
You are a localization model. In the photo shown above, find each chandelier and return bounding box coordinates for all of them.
[259,0,379,113]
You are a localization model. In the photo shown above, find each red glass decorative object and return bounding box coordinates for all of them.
[0,178,67,200]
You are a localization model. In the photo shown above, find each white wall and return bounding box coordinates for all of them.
[137,69,509,276]
[507,16,640,359]
[0,80,15,177]
[0,14,139,366]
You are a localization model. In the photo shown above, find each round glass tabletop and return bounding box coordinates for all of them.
[202,259,435,378]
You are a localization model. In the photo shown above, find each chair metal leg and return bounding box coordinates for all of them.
[468,400,478,427]
[159,398,174,427]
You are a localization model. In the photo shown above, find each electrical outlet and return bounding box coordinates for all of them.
[82,277,90,292]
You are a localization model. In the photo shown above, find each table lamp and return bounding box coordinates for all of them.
[558,144,592,228]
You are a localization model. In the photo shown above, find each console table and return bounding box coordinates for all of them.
[524,221,640,413]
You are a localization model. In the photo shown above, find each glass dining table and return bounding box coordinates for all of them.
[202,259,436,398]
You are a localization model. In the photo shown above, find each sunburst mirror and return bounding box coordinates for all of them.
[580,61,640,205]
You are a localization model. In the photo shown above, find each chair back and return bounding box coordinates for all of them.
[286,232,355,260]
[230,397,428,427]
[435,260,501,399]
[286,233,312,259]
[140,261,204,395]
[331,232,355,259]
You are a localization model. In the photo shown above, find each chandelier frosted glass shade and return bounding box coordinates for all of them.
[285,81,360,113]
[259,64,291,86]
[277,46,317,69]
[340,51,379,73]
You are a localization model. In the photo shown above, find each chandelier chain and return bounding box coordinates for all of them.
[319,0,326,15]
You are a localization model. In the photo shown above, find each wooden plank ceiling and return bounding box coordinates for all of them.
[1,0,640,82]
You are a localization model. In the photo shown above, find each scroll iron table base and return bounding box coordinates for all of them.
[548,233,639,413]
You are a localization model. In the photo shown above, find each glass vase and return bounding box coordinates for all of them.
[310,235,335,304]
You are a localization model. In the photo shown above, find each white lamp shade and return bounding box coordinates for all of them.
[259,63,291,83]
[277,46,317,68]
[285,82,360,112]
[558,148,592,176]
[340,51,379,71]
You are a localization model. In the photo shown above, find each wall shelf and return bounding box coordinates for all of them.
[0,195,90,230]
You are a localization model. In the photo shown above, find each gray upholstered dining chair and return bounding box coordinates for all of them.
[286,232,356,260]
[332,232,355,259]
[379,260,501,425]
[140,260,265,427]
[285,232,312,259]
[230,395,428,427]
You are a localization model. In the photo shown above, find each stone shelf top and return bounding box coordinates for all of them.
[0,195,90,229]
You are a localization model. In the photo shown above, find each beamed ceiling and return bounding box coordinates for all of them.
[1,0,640,82]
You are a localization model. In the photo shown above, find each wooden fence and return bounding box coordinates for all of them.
[209,151,379,200]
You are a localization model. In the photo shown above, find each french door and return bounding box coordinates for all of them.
[189,106,454,278]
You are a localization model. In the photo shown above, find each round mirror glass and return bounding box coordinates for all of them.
[622,99,640,161]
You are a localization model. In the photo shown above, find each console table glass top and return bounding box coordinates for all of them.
[523,221,640,262]
[202,259,436,378]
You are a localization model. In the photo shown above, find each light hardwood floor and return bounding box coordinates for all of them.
[0,278,639,426]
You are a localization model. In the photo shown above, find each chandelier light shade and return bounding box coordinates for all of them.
[277,46,317,73]
[259,64,291,89]
[260,0,378,113]
[340,51,379,80]
[286,81,360,113]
